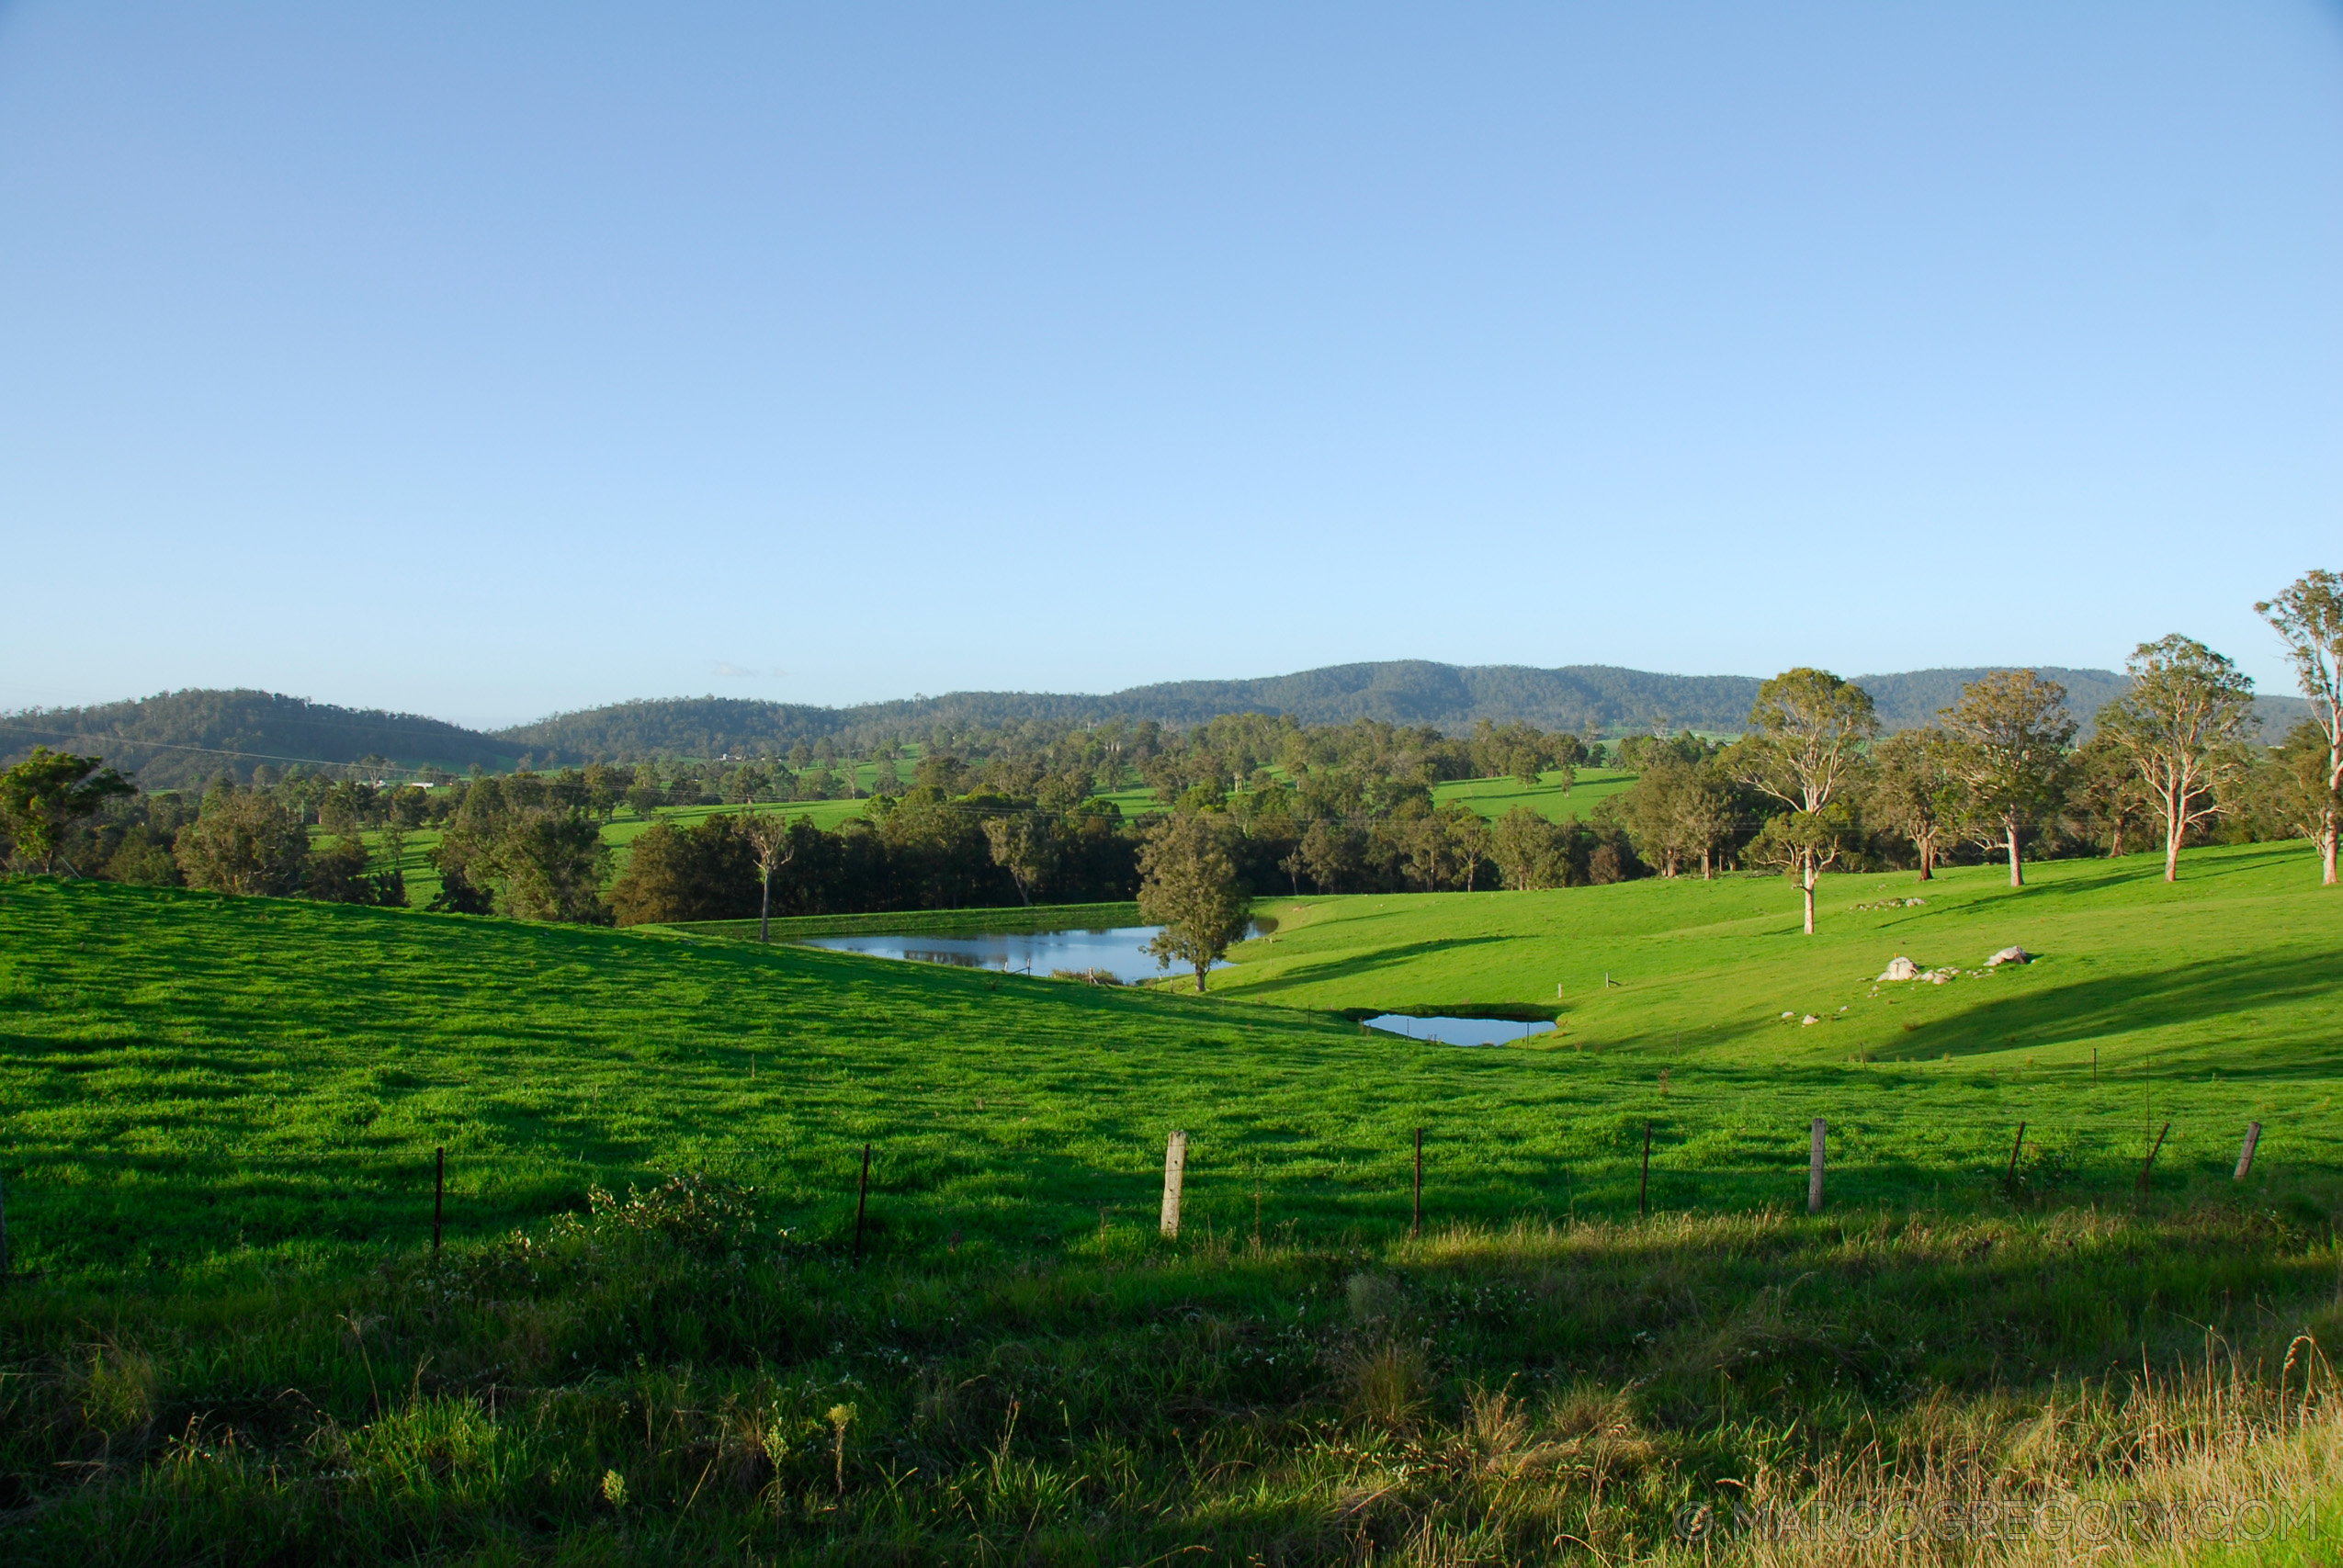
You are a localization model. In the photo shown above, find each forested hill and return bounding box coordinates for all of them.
[509,661,2307,750]
[0,690,516,789]
[7,662,2313,781]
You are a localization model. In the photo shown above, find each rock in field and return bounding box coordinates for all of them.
[1877,956,1919,982]
[1986,946,2033,967]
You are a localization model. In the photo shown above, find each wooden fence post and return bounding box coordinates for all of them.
[853,1143,872,1261]
[1807,1119,1827,1214]
[1160,1132,1188,1238]
[1638,1122,1652,1219]
[2003,1122,2025,1198]
[2235,1122,2262,1182]
[1411,1128,1423,1237]
[2137,1122,2170,1194]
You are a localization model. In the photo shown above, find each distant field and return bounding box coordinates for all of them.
[345,769,1635,908]
[1432,763,1636,822]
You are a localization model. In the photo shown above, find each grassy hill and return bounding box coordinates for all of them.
[8,844,2337,1280]
[6,855,2343,1559]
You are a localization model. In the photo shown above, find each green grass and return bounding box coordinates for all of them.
[1432,764,1637,822]
[6,844,2340,1275]
[9,848,2343,1560]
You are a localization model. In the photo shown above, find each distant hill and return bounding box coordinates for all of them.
[7,662,2315,782]
[0,689,517,789]
[495,696,857,761]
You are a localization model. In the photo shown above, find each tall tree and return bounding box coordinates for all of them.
[1941,670,2076,887]
[174,786,311,895]
[1619,755,1734,880]
[1444,803,1495,891]
[981,813,1054,908]
[2097,635,2257,882]
[2259,719,2343,864]
[743,807,800,940]
[2258,571,2343,885]
[1138,813,1252,993]
[1866,728,1964,880]
[1736,669,1879,933]
[1491,805,1562,891]
[2066,731,2153,859]
[0,748,132,874]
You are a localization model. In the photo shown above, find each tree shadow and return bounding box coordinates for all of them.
[1228,937,1515,998]
[1868,948,2343,1073]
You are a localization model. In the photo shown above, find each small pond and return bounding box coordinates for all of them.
[801,925,1223,986]
[1362,1014,1557,1047]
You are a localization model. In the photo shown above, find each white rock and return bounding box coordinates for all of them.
[1877,956,1919,982]
[1986,946,2032,967]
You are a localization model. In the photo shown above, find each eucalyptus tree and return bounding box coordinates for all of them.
[1737,669,1879,933]
[2258,571,2343,885]
[1866,727,1964,881]
[1941,671,2076,887]
[2097,635,2256,883]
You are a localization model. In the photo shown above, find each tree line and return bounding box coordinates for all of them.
[8,573,2342,942]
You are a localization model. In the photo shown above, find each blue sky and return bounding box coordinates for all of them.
[3,3,2339,726]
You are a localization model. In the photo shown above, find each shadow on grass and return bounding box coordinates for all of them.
[1869,947,2343,1069]
[1226,936,1514,998]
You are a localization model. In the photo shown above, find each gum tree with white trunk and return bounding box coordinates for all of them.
[2258,571,2343,886]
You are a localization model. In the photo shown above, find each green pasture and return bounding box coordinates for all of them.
[1217,842,2343,1083]
[5,842,2339,1286]
[9,850,2343,1559]
[1432,763,1636,822]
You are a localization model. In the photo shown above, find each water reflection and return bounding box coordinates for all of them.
[800,925,1222,986]
[1362,1014,1556,1047]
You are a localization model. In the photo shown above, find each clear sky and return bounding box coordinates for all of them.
[4,3,2339,727]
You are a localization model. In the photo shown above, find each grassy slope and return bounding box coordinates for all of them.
[1221,842,2343,1072]
[6,844,2342,1287]
[9,858,2343,1559]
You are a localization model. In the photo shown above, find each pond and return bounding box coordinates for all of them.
[800,925,1217,986]
[1362,1014,1557,1047]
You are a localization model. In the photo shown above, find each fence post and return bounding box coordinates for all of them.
[2003,1122,2025,1198]
[2137,1122,2170,1194]
[1638,1122,1652,1219]
[1807,1119,1827,1214]
[1411,1128,1423,1237]
[1160,1131,1188,1238]
[853,1143,872,1261]
[2235,1122,2262,1182]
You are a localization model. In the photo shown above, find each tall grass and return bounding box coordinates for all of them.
[4,1191,2337,1562]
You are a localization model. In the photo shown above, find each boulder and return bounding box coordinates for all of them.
[1986,946,2032,967]
[1877,956,1919,982]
